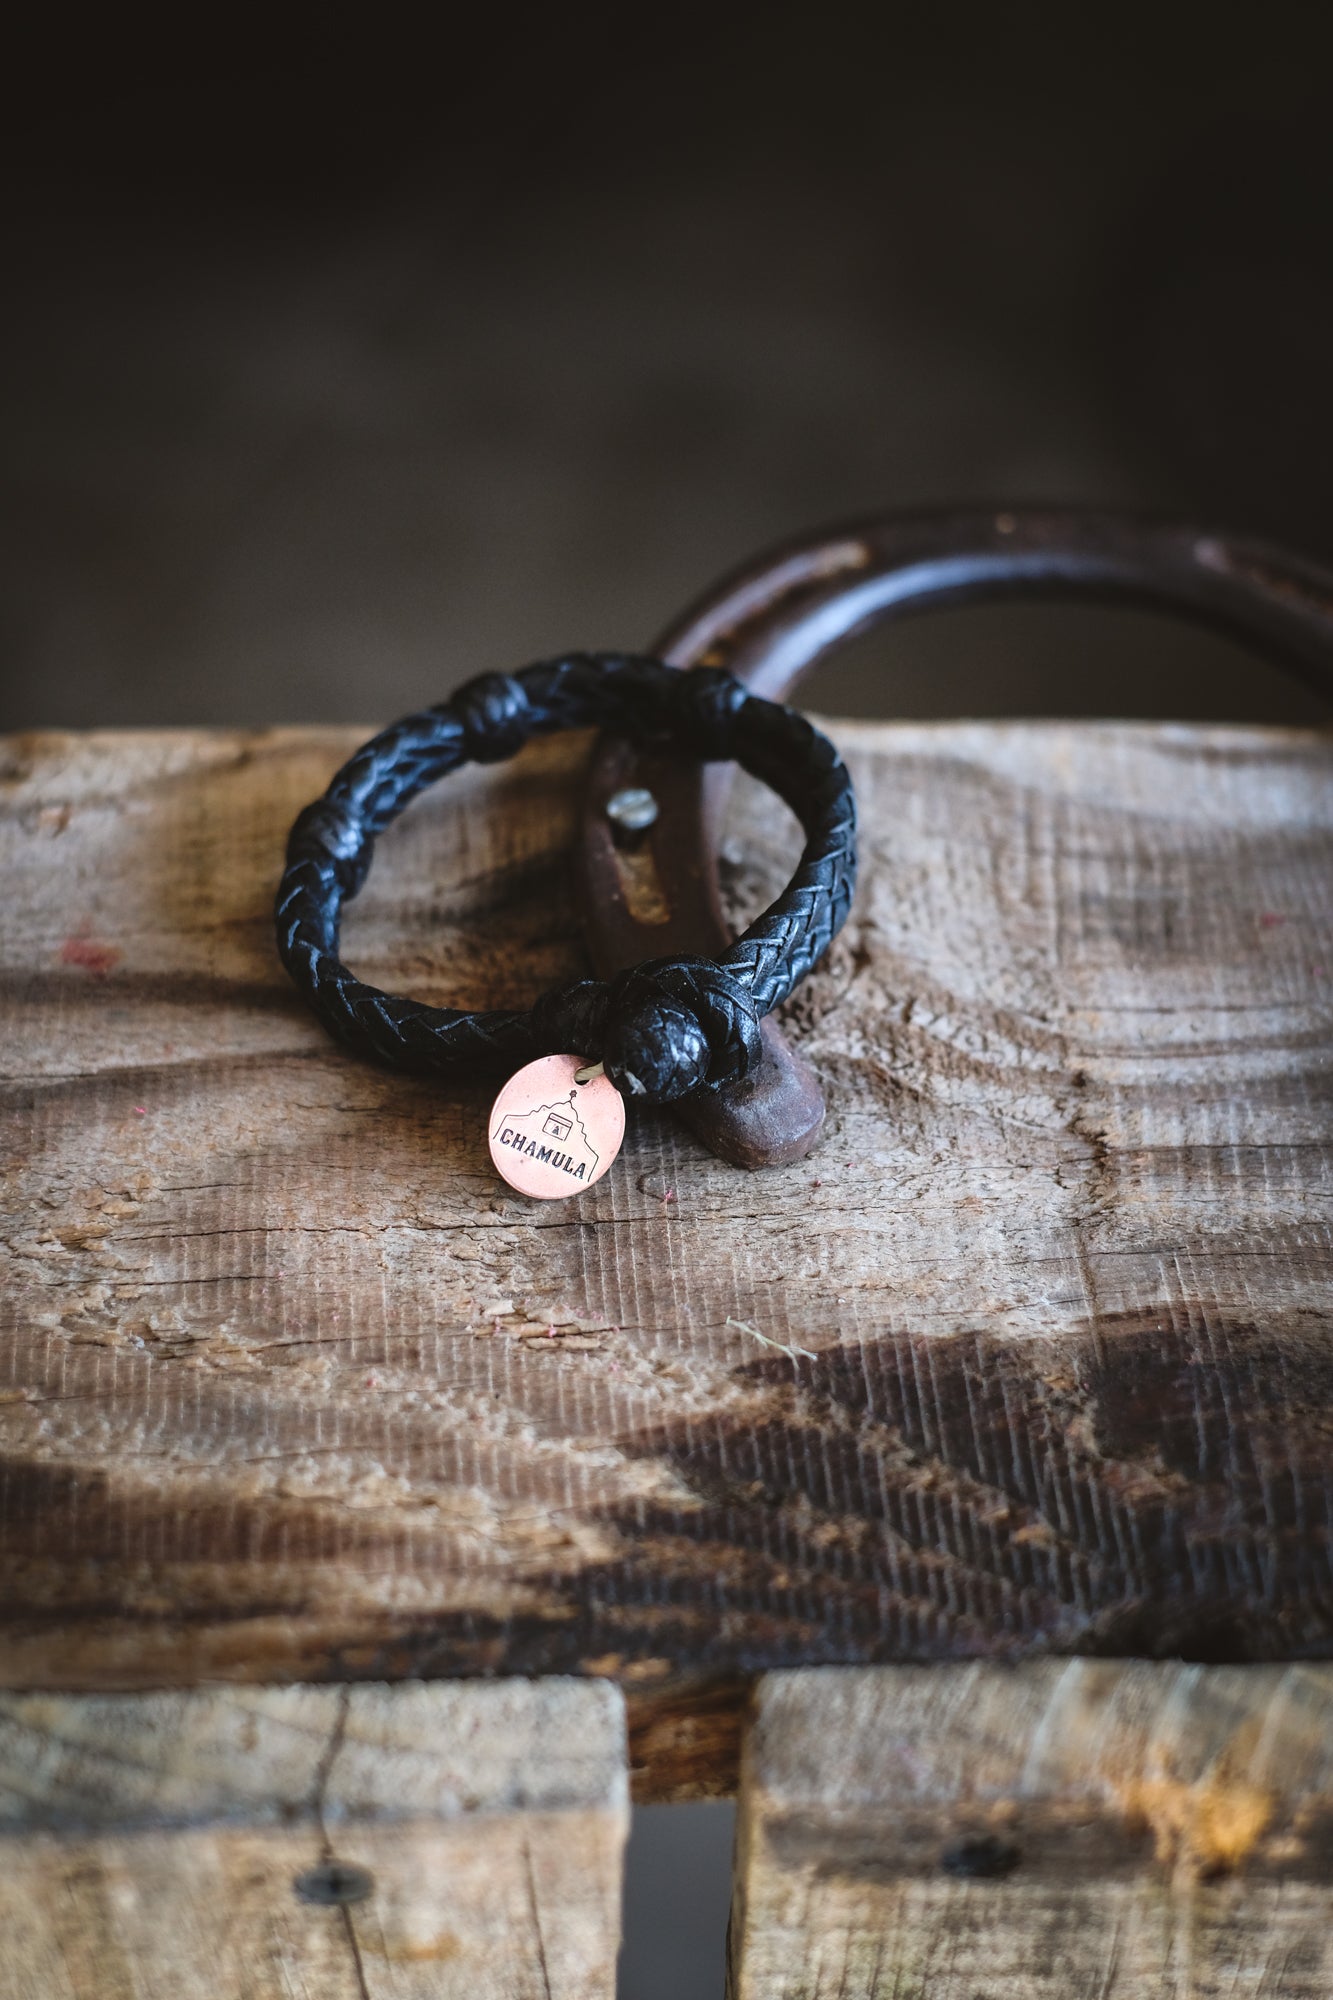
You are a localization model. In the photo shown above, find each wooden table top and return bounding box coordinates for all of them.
[3,720,1330,1794]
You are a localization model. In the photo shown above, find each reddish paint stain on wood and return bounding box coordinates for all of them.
[59,934,121,976]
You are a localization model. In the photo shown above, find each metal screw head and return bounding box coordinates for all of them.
[293,1860,375,1906]
[605,786,659,834]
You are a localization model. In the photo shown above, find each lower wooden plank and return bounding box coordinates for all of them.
[729,1662,1333,2000]
[0,1680,629,1999]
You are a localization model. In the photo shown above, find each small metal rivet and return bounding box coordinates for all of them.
[940,1835,1021,1880]
[293,1861,375,1906]
[605,786,659,834]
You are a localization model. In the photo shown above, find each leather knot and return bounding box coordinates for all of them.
[452,671,534,763]
[287,797,371,894]
[601,956,761,1101]
[530,959,761,1102]
[672,666,751,758]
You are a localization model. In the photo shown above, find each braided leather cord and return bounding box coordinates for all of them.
[275,654,856,1102]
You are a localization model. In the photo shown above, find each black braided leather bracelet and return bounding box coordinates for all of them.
[275,653,856,1196]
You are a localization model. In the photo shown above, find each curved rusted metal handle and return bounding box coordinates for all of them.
[575,508,1333,1169]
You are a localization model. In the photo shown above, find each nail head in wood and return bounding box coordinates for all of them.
[292,1860,374,1906]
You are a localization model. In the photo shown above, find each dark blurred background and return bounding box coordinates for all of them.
[3,4,1332,734]
[3,6,1330,1991]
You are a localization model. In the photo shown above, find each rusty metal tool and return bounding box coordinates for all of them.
[575,507,1333,1168]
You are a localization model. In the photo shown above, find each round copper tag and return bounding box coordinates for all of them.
[488,1054,625,1200]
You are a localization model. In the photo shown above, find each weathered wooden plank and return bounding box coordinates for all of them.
[1,723,1331,1794]
[0,1678,628,1998]
[728,1661,1333,1999]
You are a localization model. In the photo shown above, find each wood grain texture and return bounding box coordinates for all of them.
[728,1661,1333,1999]
[0,1678,628,1999]
[2,722,1331,1788]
